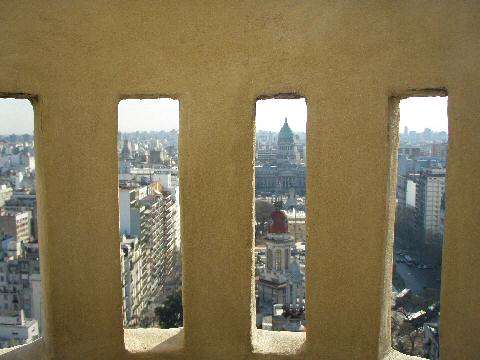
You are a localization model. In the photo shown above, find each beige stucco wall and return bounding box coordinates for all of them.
[0,1,479,359]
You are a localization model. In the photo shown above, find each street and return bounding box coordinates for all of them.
[395,262,439,294]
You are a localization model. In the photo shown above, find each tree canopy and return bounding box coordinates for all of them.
[155,291,183,328]
[255,200,274,235]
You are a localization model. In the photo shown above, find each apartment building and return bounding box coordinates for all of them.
[4,191,37,241]
[0,186,12,209]
[0,257,41,318]
[119,182,179,324]
[120,236,142,327]
[0,311,39,349]
[0,210,31,245]
[415,168,446,242]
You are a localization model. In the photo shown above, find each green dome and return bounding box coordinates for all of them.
[278,118,294,142]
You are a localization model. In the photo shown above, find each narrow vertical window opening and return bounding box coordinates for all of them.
[391,95,447,359]
[254,97,307,336]
[118,98,183,338]
[0,97,42,349]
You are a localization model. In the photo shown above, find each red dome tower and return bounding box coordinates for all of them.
[268,209,288,234]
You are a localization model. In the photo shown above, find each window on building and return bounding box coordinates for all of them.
[118,98,183,333]
[274,249,282,271]
[267,249,273,270]
[284,248,289,270]
[0,98,43,349]
[391,95,447,358]
[254,97,307,333]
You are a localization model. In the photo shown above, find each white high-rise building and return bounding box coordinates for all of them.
[415,168,446,242]
[119,181,179,325]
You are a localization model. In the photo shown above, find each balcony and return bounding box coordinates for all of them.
[0,2,479,360]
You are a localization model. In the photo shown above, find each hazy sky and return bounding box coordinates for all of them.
[118,99,179,132]
[0,96,448,135]
[399,96,448,132]
[256,98,307,132]
[0,98,34,135]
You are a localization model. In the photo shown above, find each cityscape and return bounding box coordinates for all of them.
[391,116,447,358]
[118,127,182,329]
[0,100,41,349]
[254,97,447,360]
[254,101,307,332]
[0,97,447,360]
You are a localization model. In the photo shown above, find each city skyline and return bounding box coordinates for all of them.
[0,96,448,134]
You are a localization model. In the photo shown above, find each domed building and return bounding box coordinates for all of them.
[255,118,306,195]
[257,203,305,317]
[277,118,299,164]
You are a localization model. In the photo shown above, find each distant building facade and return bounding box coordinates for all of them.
[119,181,180,326]
[4,191,37,241]
[256,118,306,195]
[0,185,12,208]
[415,168,446,242]
[120,236,142,327]
[0,311,39,348]
[0,210,31,245]
[0,244,42,334]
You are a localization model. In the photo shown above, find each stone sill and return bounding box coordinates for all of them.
[0,331,423,359]
[384,349,424,360]
[125,327,183,353]
[0,338,43,359]
[252,329,305,355]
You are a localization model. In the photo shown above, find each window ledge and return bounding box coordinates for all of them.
[383,348,424,360]
[252,329,305,355]
[0,334,425,359]
[124,327,183,354]
[0,338,43,359]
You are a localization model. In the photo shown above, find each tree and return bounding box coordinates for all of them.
[255,200,274,236]
[155,291,183,328]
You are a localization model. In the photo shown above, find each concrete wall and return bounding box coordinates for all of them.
[0,1,479,359]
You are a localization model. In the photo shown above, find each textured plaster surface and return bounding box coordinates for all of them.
[252,330,305,356]
[0,1,479,359]
[124,328,183,354]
